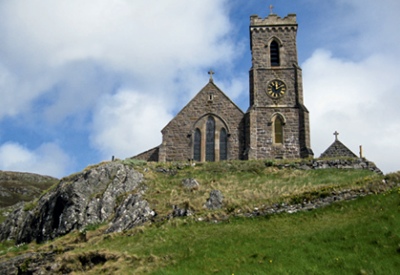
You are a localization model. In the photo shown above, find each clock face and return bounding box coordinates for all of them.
[267,80,286,98]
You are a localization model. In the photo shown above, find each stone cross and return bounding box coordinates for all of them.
[333,131,339,141]
[269,5,274,15]
[208,70,214,82]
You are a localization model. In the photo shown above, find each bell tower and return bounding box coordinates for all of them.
[245,13,313,159]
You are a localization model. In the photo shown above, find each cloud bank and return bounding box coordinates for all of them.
[303,0,400,173]
[0,0,243,176]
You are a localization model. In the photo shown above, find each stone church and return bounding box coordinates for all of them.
[134,13,314,162]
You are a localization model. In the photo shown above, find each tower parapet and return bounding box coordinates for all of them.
[250,14,297,29]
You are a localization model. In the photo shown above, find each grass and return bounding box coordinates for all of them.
[23,188,397,274]
[137,160,383,217]
[0,171,58,208]
[0,160,398,274]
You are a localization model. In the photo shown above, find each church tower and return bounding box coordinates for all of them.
[245,13,313,159]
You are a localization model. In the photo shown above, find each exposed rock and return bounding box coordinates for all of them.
[0,162,150,244]
[0,251,59,275]
[271,158,382,174]
[181,178,200,191]
[172,204,193,217]
[240,180,400,218]
[204,190,223,210]
[105,194,155,233]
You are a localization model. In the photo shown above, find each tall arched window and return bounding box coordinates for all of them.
[270,40,280,66]
[206,116,215,161]
[220,128,228,161]
[274,116,284,144]
[193,128,201,161]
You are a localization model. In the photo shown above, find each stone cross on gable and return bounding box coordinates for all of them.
[208,69,214,82]
[269,4,274,15]
[333,131,339,141]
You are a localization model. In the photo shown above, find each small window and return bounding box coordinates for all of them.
[274,116,283,144]
[270,40,280,66]
[206,116,215,161]
[220,128,227,161]
[194,128,201,161]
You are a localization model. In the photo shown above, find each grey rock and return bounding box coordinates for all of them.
[182,178,200,191]
[105,194,154,233]
[172,204,193,217]
[204,190,223,210]
[0,162,149,244]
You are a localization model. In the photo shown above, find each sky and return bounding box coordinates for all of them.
[0,0,399,178]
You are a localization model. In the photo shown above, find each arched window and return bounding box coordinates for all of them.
[220,128,228,161]
[193,128,201,161]
[274,116,284,144]
[206,116,215,161]
[270,40,280,66]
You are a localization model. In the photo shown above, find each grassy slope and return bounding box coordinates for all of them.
[46,188,399,274]
[138,160,383,217]
[0,171,58,223]
[0,171,58,207]
[1,160,399,274]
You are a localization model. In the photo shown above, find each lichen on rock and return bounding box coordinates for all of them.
[0,162,152,244]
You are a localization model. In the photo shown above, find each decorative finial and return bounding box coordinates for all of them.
[208,69,214,82]
[333,131,339,141]
[269,4,274,15]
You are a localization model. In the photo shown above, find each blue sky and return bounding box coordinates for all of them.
[0,0,399,177]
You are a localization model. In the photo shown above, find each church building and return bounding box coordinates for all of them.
[134,12,314,162]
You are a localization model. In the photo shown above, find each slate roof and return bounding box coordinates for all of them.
[320,139,358,158]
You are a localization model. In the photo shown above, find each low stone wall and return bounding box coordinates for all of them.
[274,158,382,174]
[239,179,399,218]
[132,146,159,162]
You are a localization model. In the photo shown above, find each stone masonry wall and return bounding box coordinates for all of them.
[160,81,244,162]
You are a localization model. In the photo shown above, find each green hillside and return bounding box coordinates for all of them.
[0,160,399,274]
[0,171,58,223]
[0,171,58,208]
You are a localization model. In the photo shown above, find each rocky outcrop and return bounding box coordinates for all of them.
[0,162,154,244]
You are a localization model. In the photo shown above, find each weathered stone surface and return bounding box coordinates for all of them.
[320,139,358,158]
[0,251,59,275]
[105,194,154,233]
[204,190,224,210]
[182,178,200,191]
[172,204,193,217]
[240,180,399,218]
[159,81,245,162]
[0,162,150,244]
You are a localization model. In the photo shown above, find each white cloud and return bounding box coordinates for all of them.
[300,0,400,174]
[0,142,73,178]
[0,0,241,173]
[90,90,173,160]
[303,34,400,174]
[0,0,234,121]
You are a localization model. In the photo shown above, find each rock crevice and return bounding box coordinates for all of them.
[0,162,153,244]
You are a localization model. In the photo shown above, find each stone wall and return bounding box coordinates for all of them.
[239,179,398,218]
[133,146,159,162]
[278,158,382,174]
[159,81,245,162]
